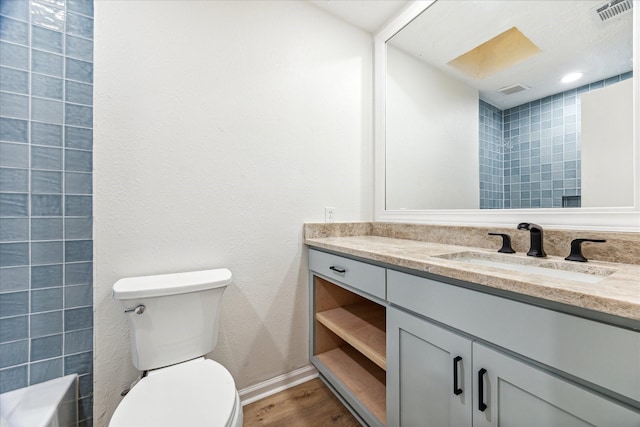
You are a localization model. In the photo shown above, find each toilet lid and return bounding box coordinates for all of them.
[110,358,237,427]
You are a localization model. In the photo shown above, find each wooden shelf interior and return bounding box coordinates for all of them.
[316,302,386,370]
[313,276,387,424]
[317,345,386,424]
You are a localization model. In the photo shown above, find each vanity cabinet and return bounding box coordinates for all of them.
[309,249,387,427]
[387,270,640,427]
[388,307,639,427]
[308,248,640,427]
[387,307,472,426]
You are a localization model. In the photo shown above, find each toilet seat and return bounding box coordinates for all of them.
[109,358,241,427]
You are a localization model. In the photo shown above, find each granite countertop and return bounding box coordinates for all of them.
[305,235,640,322]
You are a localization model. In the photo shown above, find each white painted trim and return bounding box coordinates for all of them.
[239,365,319,406]
[373,1,640,232]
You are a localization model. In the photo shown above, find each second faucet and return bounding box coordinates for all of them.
[517,222,546,257]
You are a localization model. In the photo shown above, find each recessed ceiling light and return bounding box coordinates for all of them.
[561,72,583,83]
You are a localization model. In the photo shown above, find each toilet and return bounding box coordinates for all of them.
[109,268,243,427]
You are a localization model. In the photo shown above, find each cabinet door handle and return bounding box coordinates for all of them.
[329,266,346,274]
[453,356,463,395]
[478,368,488,412]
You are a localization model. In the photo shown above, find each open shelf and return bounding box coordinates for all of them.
[316,302,386,370]
[313,275,387,425]
[317,345,387,424]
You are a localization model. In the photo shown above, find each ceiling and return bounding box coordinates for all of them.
[308,0,410,33]
[309,0,634,110]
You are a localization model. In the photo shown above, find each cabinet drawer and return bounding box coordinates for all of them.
[309,249,386,300]
[388,269,640,403]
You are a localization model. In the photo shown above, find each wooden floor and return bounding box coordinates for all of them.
[243,378,362,427]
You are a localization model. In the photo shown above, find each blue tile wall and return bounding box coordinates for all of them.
[479,72,632,209]
[0,1,93,425]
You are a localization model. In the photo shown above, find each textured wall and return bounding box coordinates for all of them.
[93,1,372,424]
[0,1,93,425]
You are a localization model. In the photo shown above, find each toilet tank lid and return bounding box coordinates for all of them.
[113,268,232,300]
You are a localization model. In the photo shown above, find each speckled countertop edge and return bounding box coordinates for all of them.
[304,234,640,321]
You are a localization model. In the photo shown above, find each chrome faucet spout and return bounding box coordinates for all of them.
[517,222,546,257]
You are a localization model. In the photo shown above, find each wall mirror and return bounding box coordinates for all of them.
[374,0,639,230]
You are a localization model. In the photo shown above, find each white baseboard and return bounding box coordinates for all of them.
[238,365,318,406]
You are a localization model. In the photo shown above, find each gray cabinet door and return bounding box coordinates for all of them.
[472,342,640,427]
[387,307,472,427]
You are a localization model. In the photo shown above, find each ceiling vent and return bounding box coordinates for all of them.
[593,0,633,23]
[497,84,530,95]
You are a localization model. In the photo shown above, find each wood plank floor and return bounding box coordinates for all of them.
[243,378,362,427]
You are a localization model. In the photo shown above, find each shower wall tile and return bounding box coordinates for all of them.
[31,146,63,170]
[0,67,29,93]
[65,262,92,285]
[0,266,29,292]
[31,241,64,265]
[32,49,64,76]
[65,80,93,105]
[0,117,29,142]
[0,4,93,418]
[0,142,29,167]
[31,287,63,313]
[0,340,28,369]
[1,1,30,21]
[65,126,92,150]
[66,34,93,62]
[0,291,29,317]
[32,74,64,100]
[30,357,63,384]
[64,328,92,354]
[0,17,29,45]
[65,172,92,194]
[31,2,66,32]
[31,97,64,124]
[66,12,93,39]
[0,92,29,119]
[0,242,29,267]
[0,315,27,343]
[0,167,29,192]
[31,170,63,193]
[0,193,29,216]
[31,334,63,361]
[31,194,63,216]
[64,350,92,375]
[31,218,63,240]
[30,311,63,338]
[64,306,92,331]
[479,72,632,209]
[65,218,92,239]
[31,264,64,288]
[0,218,29,241]
[32,25,63,53]
[0,365,27,393]
[65,149,92,172]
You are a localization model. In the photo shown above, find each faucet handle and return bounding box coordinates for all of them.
[565,239,606,262]
[488,233,516,253]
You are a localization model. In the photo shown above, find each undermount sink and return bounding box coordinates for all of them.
[435,251,617,284]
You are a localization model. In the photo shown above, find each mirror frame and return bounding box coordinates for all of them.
[374,0,640,231]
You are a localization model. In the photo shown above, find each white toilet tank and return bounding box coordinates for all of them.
[113,268,232,371]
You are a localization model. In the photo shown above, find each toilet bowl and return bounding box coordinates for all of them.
[109,269,242,427]
[109,358,242,427]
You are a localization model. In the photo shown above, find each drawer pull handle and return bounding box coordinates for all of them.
[453,356,463,395]
[478,368,488,412]
[329,266,346,274]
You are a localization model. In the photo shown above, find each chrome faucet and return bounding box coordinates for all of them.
[517,222,546,257]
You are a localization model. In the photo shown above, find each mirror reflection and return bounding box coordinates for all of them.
[385,0,634,210]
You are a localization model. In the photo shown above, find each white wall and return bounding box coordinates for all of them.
[581,78,634,208]
[93,1,373,423]
[385,46,479,210]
